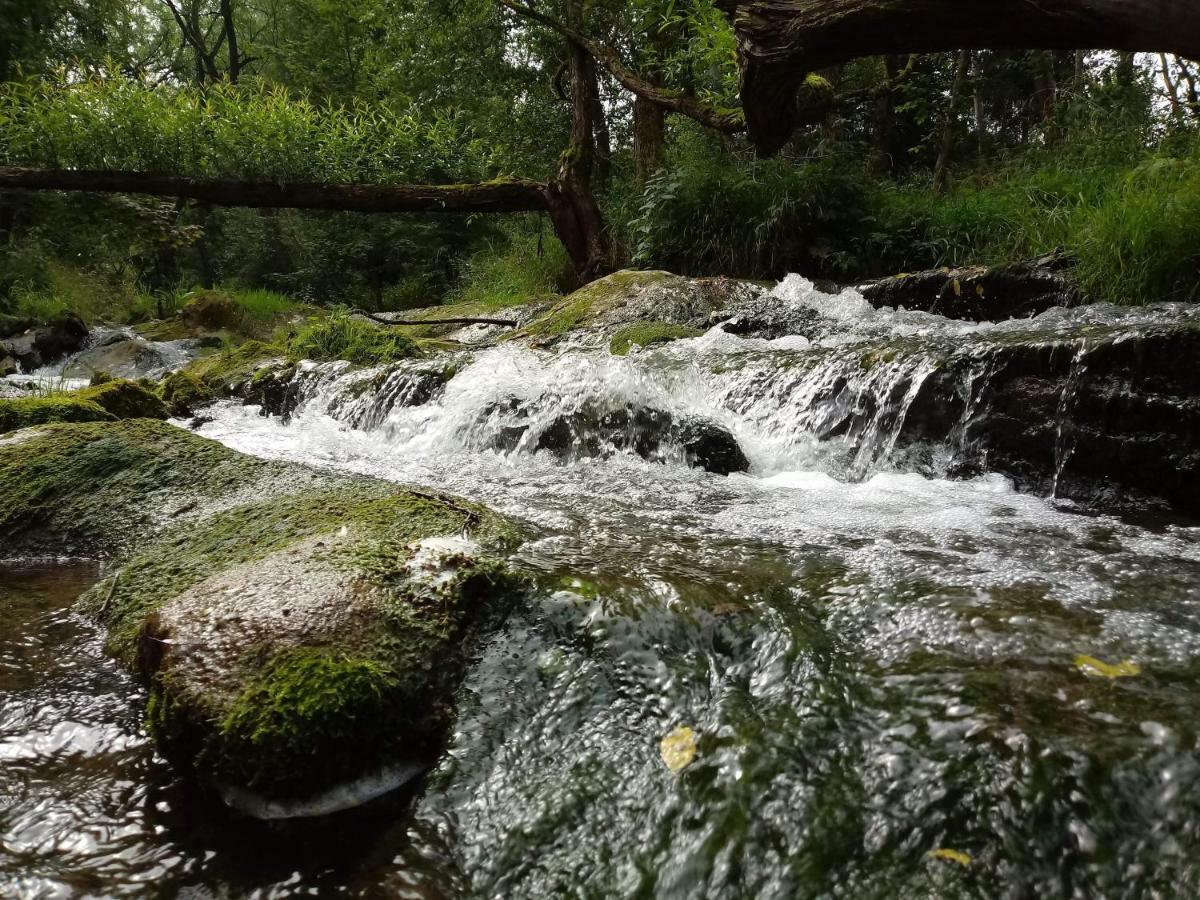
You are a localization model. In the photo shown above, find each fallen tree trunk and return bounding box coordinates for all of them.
[716,0,1200,153]
[0,165,615,284]
[0,166,548,214]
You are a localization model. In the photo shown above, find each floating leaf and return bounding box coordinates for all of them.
[1075,655,1140,679]
[660,726,698,773]
[928,848,972,867]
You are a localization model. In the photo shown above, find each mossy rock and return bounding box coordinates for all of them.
[181,290,243,331]
[514,270,762,345]
[0,380,167,434]
[1,420,526,804]
[168,340,287,412]
[609,322,704,356]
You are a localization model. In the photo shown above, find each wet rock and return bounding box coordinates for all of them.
[64,336,193,380]
[0,312,88,370]
[899,319,1200,513]
[0,420,525,807]
[0,353,17,377]
[859,253,1080,322]
[493,398,750,475]
[677,417,751,476]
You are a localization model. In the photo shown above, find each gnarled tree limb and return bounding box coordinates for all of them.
[495,0,746,133]
[717,0,1200,154]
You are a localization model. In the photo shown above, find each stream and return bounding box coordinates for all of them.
[4,278,1200,897]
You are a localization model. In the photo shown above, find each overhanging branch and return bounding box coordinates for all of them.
[495,0,746,134]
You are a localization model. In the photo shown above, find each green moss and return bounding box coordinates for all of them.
[177,339,285,400]
[0,380,167,434]
[609,322,703,355]
[0,419,280,556]
[212,648,403,792]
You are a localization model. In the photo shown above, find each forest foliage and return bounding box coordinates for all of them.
[2,0,1199,317]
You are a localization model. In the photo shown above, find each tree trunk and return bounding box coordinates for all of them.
[545,43,612,285]
[588,66,612,188]
[1160,53,1183,119]
[633,94,666,181]
[1116,51,1136,85]
[1177,56,1200,116]
[932,50,971,195]
[715,0,1200,154]
[220,0,241,83]
[870,55,901,175]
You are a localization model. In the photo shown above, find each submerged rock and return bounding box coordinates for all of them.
[860,253,1080,321]
[0,420,525,807]
[492,398,750,475]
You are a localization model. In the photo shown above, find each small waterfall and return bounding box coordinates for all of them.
[228,277,1199,496]
[1051,343,1091,498]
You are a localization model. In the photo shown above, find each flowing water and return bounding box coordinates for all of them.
[3,278,1200,897]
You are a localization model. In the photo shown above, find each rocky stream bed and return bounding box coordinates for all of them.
[2,271,1199,897]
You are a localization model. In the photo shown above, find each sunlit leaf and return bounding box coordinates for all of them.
[928,848,972,867]
[1074,655,1141,679]
[659,725,698,773]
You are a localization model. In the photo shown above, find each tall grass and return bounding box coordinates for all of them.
[445,219,574,310]
[614,124,1200,304]
[288,308,422,365]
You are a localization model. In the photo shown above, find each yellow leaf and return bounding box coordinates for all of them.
[952,278,962,296]
[928,848,972,867]
[975,283,986,297]
[660,726,698,773]
[1075,655,1140,679]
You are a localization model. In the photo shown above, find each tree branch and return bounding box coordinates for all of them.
[362,312,518,327]
[495,0,745,133]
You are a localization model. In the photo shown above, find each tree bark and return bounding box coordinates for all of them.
[544,43,612,284]
[869,55,901,175]
[1177,56,1200,116]
[220,0,242,83]
[932,50,971,195]
[1161,53,1183,119]
[716,0,1200,154]
[633,94,666,181]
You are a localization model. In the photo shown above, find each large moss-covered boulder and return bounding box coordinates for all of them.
[0,379,167,434]
[0,421,525,808]
[515,270,763,346]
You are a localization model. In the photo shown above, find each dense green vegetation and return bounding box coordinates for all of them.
[2,1,1199,314]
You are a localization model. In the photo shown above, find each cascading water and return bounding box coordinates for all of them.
[3,276,1200,897]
